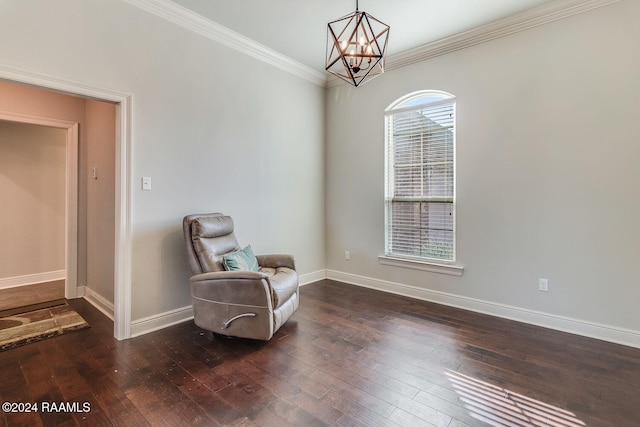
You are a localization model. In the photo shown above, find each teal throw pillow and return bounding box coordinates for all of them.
[222,245,259,272]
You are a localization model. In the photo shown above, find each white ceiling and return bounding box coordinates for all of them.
[170,0,554,72]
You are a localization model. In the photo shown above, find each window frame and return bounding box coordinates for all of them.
[383,90,458,267]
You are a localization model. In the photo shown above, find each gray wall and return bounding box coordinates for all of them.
[0,0,325,321]
[326,1,640,335]
[85,100,117,302]
[2,0,637,342]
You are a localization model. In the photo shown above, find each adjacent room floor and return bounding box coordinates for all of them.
[1,279,638,426]
[0,280,65,314]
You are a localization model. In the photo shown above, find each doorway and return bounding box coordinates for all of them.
[0,115,78,300]
[0,67,132,340]
[0,119,73,310]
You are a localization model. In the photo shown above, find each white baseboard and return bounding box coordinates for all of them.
[80,286,115,321]
[128,270,325,338]
[130,305,194,338]
[117,268,640,348]
[0,270,65,290]
[326,269,640,349]
[300,269,327,286]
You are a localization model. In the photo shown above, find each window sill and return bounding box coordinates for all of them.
[378,255,464,276]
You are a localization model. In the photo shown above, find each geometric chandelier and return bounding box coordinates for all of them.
[325,0,390,87]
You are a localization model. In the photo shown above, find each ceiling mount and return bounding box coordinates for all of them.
[325,0,390,87]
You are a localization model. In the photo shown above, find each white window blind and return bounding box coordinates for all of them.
[385,93,456,261]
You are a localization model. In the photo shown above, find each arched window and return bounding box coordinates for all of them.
[384,91,456,262]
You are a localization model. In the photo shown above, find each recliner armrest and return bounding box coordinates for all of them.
[190,270,268,282]
[190,271,273,308]
[256,254,296,270]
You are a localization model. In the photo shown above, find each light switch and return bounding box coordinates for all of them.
[142,176,152,191]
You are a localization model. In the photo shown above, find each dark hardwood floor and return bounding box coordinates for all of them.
[1,279,639,426]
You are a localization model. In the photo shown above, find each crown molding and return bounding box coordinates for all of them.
[123,0,621,89]
[121,0,328,87]
[328,0,622,87]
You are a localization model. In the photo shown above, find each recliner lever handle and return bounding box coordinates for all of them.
[221,312,256,329]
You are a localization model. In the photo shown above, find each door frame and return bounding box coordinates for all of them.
[0,65,133,340]
[0,111,79,298]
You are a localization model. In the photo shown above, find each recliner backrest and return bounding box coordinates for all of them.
[183,213,241,274]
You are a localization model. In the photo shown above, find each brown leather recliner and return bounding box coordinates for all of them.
[183,213,299,340]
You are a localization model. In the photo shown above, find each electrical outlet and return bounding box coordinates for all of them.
[345,250,350,260]
[538,278,548,292]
